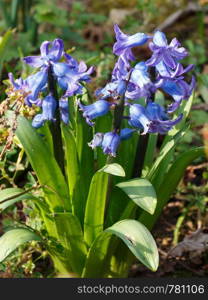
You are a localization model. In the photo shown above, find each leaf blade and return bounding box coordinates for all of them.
[116,178,157,214]
[0,228,41,262]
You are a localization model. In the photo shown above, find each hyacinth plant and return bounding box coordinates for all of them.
[0,25,205,278]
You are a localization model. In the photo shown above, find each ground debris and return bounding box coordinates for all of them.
[168,228,208,258]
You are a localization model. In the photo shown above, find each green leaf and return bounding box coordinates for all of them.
[106,220,158,271]
[16,116,70,212]
[82,219,159,277]
[61,124,85,221]
[139,147,205,230]
[54,213,87,276]
[0,30,13,77]
[76,109,94,199]
[147,125,187,183]
[84,170,109,246]
[142,133,158,176]
[100,163,125,177]
[116,178,157,214]
[0,228,41,262]
[0,188,37,212]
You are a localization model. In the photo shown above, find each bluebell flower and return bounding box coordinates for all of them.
[128,102,183,134]
[146,31,188,69]
[78,100,111,126]
[113,24,150,59]
[88,133,104,149]
[23,39,64,68]
[145,102,183,134]
[32,94,57,128]
[59,98,69,124]
[129,104,150,134]
[125,62,156,100]
[112,55,130,81]
[97,80,126,101]
[160,76,195,112]
[120,128,135,140]
[8,69,48,106]
[101,131,121,157]
[130,62,151,88]
[25,69,48,105]
[54,56,94,97]
[32,114,45,129]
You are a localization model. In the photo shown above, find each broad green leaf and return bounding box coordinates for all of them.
[116,178,157,214]
[0,30,13,77]
[161,93,194,147]
[84,170,109,246]
[0,188,37,212]
[142,133,158,176]
[61,124,85,221]
[139,147,205,230]
[16,115,70,211]
[0,228,41,262]
[76,109,94,198]
[100,163,125,177]
[106,220,158,271]
[54,213,87,276]
[147,125,187,183]
[82,219,158,277]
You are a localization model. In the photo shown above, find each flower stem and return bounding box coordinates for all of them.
[132,133,149,178]
[48,65,65,176]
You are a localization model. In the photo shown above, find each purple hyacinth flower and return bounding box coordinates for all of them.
[26,69,48,105]
[146,31,188,70]
[112,55,130,81]
[23,39,64,68]
[59,98,69,124]
[79,100,111,126]
[130,62,152,88]
[8,69,48,106]
[97,80,127,101]
[31,94,57,128]
[41,94,57,120]
[160,76,195,112]
[120,128,135,140]
[88,133,104,149]
[8,73,25,90]
[32,114,45,129]
[102,132,120,157]
[129,104,150,134]
[53,55,94,97]
[113,24,150,59]
[146,102,183,134]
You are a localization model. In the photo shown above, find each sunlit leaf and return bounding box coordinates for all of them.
[116,178,157,214]
[0,228,41,262]
[100,163,125,177]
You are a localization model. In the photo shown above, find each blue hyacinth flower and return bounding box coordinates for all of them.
[113,24,150,59]
[79,100,111,126]
[88,133,104,149]
[59,98,69,124]
[23,39,64,68]
[146,31,188,69]
[120,128,135,140]
[129,104,150,134]
[102,132,121,157]
[32,94,57,128]
[145,102,183,134]
[8,69,48,106]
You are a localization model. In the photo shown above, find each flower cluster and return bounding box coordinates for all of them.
[8,39,94,128]
[79,25,195,157]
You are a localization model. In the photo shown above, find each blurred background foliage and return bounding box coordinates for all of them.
[0,0,208,277]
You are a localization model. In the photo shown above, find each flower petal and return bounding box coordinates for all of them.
[23,56,43,68]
